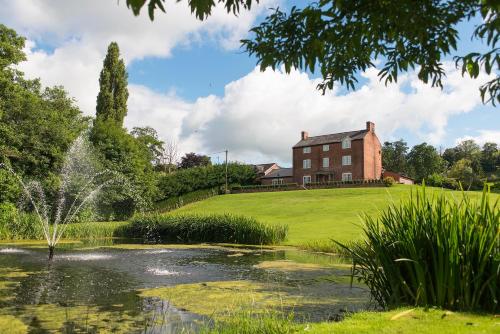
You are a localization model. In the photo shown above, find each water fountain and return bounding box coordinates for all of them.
[0,134,117,260]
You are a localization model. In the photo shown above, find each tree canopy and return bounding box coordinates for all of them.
[382,140,409,174]
[0,24,88,198]
[406,143,446,182]
[123,0,499,106]
[95,42,129,126]
[179,152,212,169]
[91,42,157,219]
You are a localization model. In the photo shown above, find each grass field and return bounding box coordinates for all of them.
[172,185,497,246]
[203,308,500,334]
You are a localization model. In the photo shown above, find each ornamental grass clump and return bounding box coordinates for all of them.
[125,213,288,245]
[337,186,499,312]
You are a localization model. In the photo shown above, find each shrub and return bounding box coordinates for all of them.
[0,204,44,240]
[64,221,129,239]
[123,213,288,245]
[157,163,257,199]
[425,174,459,190]
[154,188,218,213]
[237,183,299,192]
[336,186,499,312]
[425,173,443,187]
[0,202,19,239]
[491,181,500,193]
[383,176,395,187]
[441,177,459,190]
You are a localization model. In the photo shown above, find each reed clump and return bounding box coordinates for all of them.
[336,186,499,312]
[123,213,288,245]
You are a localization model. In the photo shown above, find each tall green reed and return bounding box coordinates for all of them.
[123,213,288,245]
[336,186,499,311]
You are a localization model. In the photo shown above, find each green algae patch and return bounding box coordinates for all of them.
[139,280,300,317]
[139,279,370,320]
[0,267,32,303]
[254,260,331,271]
[20,304,151,333]
[0,315,27,334]
[281,249,353,269]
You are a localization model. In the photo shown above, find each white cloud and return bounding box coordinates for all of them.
[455,130,500,146]
[0,0,275,113]
[123,65,491,165]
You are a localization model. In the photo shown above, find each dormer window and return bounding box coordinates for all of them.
[342,137,351,149]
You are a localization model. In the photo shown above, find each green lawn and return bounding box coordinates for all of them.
[307,308,499,334]
[204,308,500,334]
[172,185,497,246]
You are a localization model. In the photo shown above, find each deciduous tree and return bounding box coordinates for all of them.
[480,142,499,174]
[131,126,164,165]
[179,153,211,169]
[0,24,87,198]
[382,140,408,174]
[407,143,445,182]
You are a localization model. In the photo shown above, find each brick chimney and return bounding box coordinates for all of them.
[301,131,309,140]
[366,121,375,133]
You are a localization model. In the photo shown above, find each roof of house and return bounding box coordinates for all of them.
[255,163,277,171]
[293,129,367,148]
[261,168,293,179]
[383,170,415,181]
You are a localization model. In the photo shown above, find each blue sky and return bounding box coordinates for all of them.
[1,0,498,165]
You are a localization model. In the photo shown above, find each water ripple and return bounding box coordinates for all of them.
[0,248,27,254]
[59,253,113,261]
[144,249,173,254]
[147,267,180,276]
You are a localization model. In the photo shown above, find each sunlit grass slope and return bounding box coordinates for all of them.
[172,185,497,245]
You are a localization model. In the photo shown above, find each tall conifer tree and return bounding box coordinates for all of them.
[95,42,128,125]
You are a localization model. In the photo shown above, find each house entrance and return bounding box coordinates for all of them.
[316,173,333,183]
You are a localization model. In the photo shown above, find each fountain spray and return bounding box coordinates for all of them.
[0,134,117,260]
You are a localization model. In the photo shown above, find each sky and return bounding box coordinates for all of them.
[1,0,498,166]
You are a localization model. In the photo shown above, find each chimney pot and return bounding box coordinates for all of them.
[301,131,309,140]
[366,121,375,132]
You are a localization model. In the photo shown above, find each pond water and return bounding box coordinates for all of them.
[0,241,371,333]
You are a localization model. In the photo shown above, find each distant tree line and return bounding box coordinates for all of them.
[383,139,499,190]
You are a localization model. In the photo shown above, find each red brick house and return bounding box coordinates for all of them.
[260,168,293,185]
[293,122,382,184]
[254,163,280,178]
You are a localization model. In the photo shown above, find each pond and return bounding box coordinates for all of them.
[0,240,371,333]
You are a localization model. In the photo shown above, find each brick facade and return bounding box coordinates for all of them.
[292,122,382,184]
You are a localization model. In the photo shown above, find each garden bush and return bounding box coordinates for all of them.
[157,163,257,199]
[425,173,443,187]
[154,188,218,212]
[426,174,459,190]
[0,202,19,239]
[123,213,288,245]
[383,176,395,187]
[491,181,500,193]
[0,204,44,240]
[336,186,499,312]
